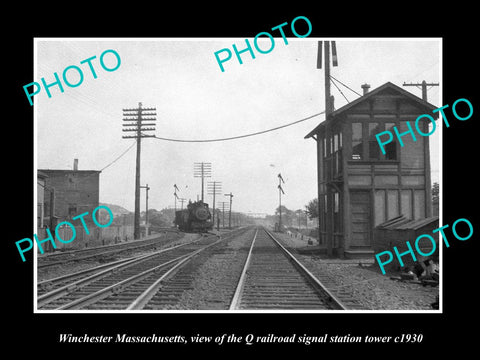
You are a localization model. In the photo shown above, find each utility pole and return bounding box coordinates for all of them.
[194,162,212,202]
[207,181,222,226]
[403,81,439,102]
[277,173,285,232]
[404,80,438,220]
[140,184,150,237]
[122,102,156,240]
[218,201,229,229]
[224,192,233,229]
[318,41,338,256]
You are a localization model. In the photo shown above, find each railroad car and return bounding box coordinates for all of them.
[174,200,213,232]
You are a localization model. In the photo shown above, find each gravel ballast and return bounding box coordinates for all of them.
[36,228,440,311]
[274,232,439,311]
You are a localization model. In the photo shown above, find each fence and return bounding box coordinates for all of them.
[36,223,135,252]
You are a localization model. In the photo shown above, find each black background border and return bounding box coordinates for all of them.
[6,5,478,355]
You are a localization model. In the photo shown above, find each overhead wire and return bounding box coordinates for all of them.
[151,111,325,143]
[36,41,442,195]
[99,141,136,172]
[329,75,362,97]
[329,76,350,103]
[66,110,326,183]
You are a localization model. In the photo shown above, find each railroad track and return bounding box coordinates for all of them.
[37,228,249,310]
[125,228,253,310]
[37,230,180,269]
[38,226,362,311]
[129,227,349,311]
[229,228,347,310]
[38,255,141,296]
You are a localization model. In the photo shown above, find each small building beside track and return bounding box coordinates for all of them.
[374,215,439,272]
[39,169,101,227]
[38,159,101,250]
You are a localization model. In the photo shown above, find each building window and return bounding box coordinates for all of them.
[68,175,77,189]
[68,204,77,217]
[368,123,381,160]
[333,191,341,232]
[385,122,397,160]
[320,194,327,233]
[352,123,363,160]
[333,132,343,176]
[351,122,398,161]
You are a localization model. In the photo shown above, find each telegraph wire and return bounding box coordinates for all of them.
[68,111,324,179]
[99,141,136,172]
[42,141,137,182]
[329,76,350,104]
[152,111,325,143]
[329,75,362,97]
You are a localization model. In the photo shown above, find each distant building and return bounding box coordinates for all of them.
[39,160,101,226]
[37,160,136,250]
[305,82,438,258]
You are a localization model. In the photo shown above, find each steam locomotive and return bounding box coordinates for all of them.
[174,200,214,232]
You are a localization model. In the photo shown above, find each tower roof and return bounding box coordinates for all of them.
[305,81,439,139]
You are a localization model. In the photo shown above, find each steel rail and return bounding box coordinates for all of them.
[229,229,258,310]
[38,232,177,259]
[42,227,249,310]
[56,253,192,310]
[126,237,226,310]
[38,256,136,292]
[264,228,348,310]
[37,238,206,308]
[37,233,180,269]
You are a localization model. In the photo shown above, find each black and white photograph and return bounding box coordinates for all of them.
[7,7,479,354]
[33,38,442,313]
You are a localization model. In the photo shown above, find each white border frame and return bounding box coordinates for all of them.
[33,37,443,314]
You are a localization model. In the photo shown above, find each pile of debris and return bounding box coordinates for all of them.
[390,259,439,286]
[389,259,439,310]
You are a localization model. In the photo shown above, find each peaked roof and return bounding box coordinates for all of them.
[305,81,439,139]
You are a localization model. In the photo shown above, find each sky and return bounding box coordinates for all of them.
[35,38,441,215]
